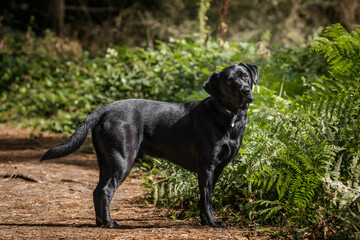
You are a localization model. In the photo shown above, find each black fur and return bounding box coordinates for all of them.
[41,62,259,229]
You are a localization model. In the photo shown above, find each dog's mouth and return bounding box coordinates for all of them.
[239,96,253,109]
[239,103,247,109]
[246,95,254,103]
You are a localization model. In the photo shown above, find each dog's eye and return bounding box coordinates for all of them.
[226,78,232,85]
[243,75,249,80]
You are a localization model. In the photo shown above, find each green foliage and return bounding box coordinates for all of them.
[258,45,326,97]
[198,0,212,42]
[0,33,243,132]
[2,23,359,238]
[313,23,360,78]
[143,24,360,238]
[247,24,360,235]
[144,159,199,210]
[0,28,322,133]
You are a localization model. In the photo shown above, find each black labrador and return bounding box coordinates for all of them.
[41,62,259,228]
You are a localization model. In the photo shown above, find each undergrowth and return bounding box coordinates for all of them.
[143,24,360,239]
[0,28,324,133]
[1,22,358,239]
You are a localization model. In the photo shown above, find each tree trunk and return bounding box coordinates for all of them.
[46,0,65,35]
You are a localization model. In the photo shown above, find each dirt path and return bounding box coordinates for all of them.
[0,125,268,239]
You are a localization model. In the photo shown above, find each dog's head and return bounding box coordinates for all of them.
[203,63,259,112]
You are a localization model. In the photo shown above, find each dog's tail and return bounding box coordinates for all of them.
[40,106,106,161]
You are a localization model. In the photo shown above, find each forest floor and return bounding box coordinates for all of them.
[0,125,271,240]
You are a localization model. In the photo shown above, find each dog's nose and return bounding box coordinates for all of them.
[242,87,254,103]
[242,86,251,95]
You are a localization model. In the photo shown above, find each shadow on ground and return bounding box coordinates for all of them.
[0,128,98,169]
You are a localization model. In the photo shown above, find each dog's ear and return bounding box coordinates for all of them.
[239,63,259,86]
[203,72,220,99]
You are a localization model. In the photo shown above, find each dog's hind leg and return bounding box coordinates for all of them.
[92,123,140,229]
[93,171,124,228]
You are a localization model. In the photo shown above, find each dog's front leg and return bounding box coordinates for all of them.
[198,167,226,228]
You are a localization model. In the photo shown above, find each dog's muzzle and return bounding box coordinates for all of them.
[242,87,254,103]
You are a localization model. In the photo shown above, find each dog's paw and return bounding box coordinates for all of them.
[108,220,120,229]
[201,217,227,228]
[106,220,120,229]
[99,219,120,229]
[211,221,226,228]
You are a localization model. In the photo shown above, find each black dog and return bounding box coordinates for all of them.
[41,63,259,228]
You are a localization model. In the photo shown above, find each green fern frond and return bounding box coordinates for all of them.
[313,24,360,78]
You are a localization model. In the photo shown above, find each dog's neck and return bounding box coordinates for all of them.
[212,99,245,127]
[214,99,246,115]
[214,100,237,116]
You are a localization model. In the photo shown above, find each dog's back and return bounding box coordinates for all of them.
[98,98,204,171]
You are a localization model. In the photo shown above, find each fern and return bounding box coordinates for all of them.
[145,24,360,237]
[313,23,360,78]
[247,24,360,232]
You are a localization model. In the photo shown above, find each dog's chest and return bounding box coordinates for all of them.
[215,125,244,162]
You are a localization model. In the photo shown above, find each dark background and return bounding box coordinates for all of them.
[1,0,359,51]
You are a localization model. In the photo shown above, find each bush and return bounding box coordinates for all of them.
[144,24,360,239]
[3,25,350,237]
[0,29,323,133]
